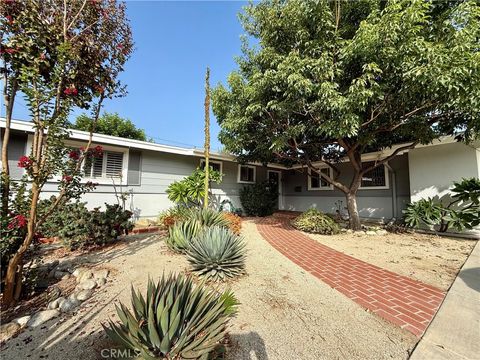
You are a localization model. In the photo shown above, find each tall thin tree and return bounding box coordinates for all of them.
[203,67,211,208]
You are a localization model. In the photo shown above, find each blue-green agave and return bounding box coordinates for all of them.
[103,273,238,359]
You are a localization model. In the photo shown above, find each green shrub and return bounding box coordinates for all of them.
[239,180,278,216]
[291,209,341,235]
[157,205,190,228]
[103,273,238,359]
[39,201,134,250]
[166,220,202,252]
[404,177,480,232]
[186,226,246,281]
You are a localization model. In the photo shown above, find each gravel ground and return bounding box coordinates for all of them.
[1,221,417,360]
[305,231,476,291]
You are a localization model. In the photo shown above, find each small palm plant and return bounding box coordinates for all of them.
[103,273,238,359]
[186,226,246,281]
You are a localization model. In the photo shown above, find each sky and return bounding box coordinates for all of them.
[10,0,250,151]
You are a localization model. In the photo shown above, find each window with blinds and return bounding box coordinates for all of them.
[83,150,124,179]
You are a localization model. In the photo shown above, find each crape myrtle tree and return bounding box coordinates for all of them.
[0,0,133,307]
[212,0,480,230]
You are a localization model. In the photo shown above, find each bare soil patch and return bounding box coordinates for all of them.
[305,230,476,290]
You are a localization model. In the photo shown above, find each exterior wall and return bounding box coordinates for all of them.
[281,154,410,220]
[408,142,479,203]
[0,130,28,180]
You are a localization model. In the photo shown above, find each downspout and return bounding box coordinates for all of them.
[385,162,397,220]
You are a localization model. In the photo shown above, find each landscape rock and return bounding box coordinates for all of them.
[93,269,109,279]
[59,298,80,312]
[78,279,97,290]
[26,310,60,328]
[13,316,31,327]
[47,297,65,310]
[77,270,94,283]
[72,267,87,278]
[376,229,388,236]
[61,274,71,280]
[75,289,94,301]
[366,230,378,235]
[0,322,20,343]
[54,271,69,279]
[95,277,107,286]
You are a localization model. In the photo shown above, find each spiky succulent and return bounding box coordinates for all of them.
[186,226,246,281]
[187,208,230,228]
[103,273,238,360]
[166,220,201,252]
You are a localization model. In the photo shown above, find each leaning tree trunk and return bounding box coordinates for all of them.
[346,192,362,230]
[2,183,40,308]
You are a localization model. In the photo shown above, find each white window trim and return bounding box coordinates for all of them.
[359,164,389,190]
[27,135,129,185]
[307,167,334,190]
[237,164,256,184]
[199,159,223,174]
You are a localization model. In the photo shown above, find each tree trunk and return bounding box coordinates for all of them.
[2,183,40,308]
[346,193,362,230]
[1,78,18,215]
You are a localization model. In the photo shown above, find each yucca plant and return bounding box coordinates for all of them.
[186,227,246,281]
[103,273,238,359]
[166,220,201,252]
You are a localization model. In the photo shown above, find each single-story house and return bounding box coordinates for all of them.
[1,119,479,227]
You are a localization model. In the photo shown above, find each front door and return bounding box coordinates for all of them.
[267,170,283,210]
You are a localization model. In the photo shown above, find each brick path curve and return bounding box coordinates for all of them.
[256,214,446,337]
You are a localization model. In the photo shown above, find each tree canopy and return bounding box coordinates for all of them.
[70,112,148,141]
[212,0,480,229]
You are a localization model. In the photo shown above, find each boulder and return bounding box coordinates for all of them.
[13,315,31,327]
[27,310,60,328]
[0,322,20,343]
[78,279,97,290]
[75,289,94,301]
[54,271,69,280]
[366,230,377,235]
[72,267,87,278]
[376,229,388,236]
[95,278,107,286]
[59,299,80,312]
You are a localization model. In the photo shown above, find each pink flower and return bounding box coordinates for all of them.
[8,214,27,230]
[6,15,13,24]
[18,155,32,168]
[64,87,78,96]
[62,175,73,182]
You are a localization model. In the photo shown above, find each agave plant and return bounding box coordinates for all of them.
[165,220,201,252]
[103,273,238,360]
[187,208,230,228]
[186,226,246,281]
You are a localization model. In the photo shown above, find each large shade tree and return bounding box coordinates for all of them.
[212,0,480,229]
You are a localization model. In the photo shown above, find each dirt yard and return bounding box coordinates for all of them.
[306,230,476,291]
[1,220,422,360]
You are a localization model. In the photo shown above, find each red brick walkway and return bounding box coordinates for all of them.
[256,214,446,337]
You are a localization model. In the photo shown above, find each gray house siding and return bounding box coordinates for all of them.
[281,154,410,220]
[1,130,28,180]
[1,126,411,221]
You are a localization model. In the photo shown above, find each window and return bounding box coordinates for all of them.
[199,159,223,173]
[308,167,333,190]
[237,165,256,183]
[84,150,124,179]
[360,162,389,189]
